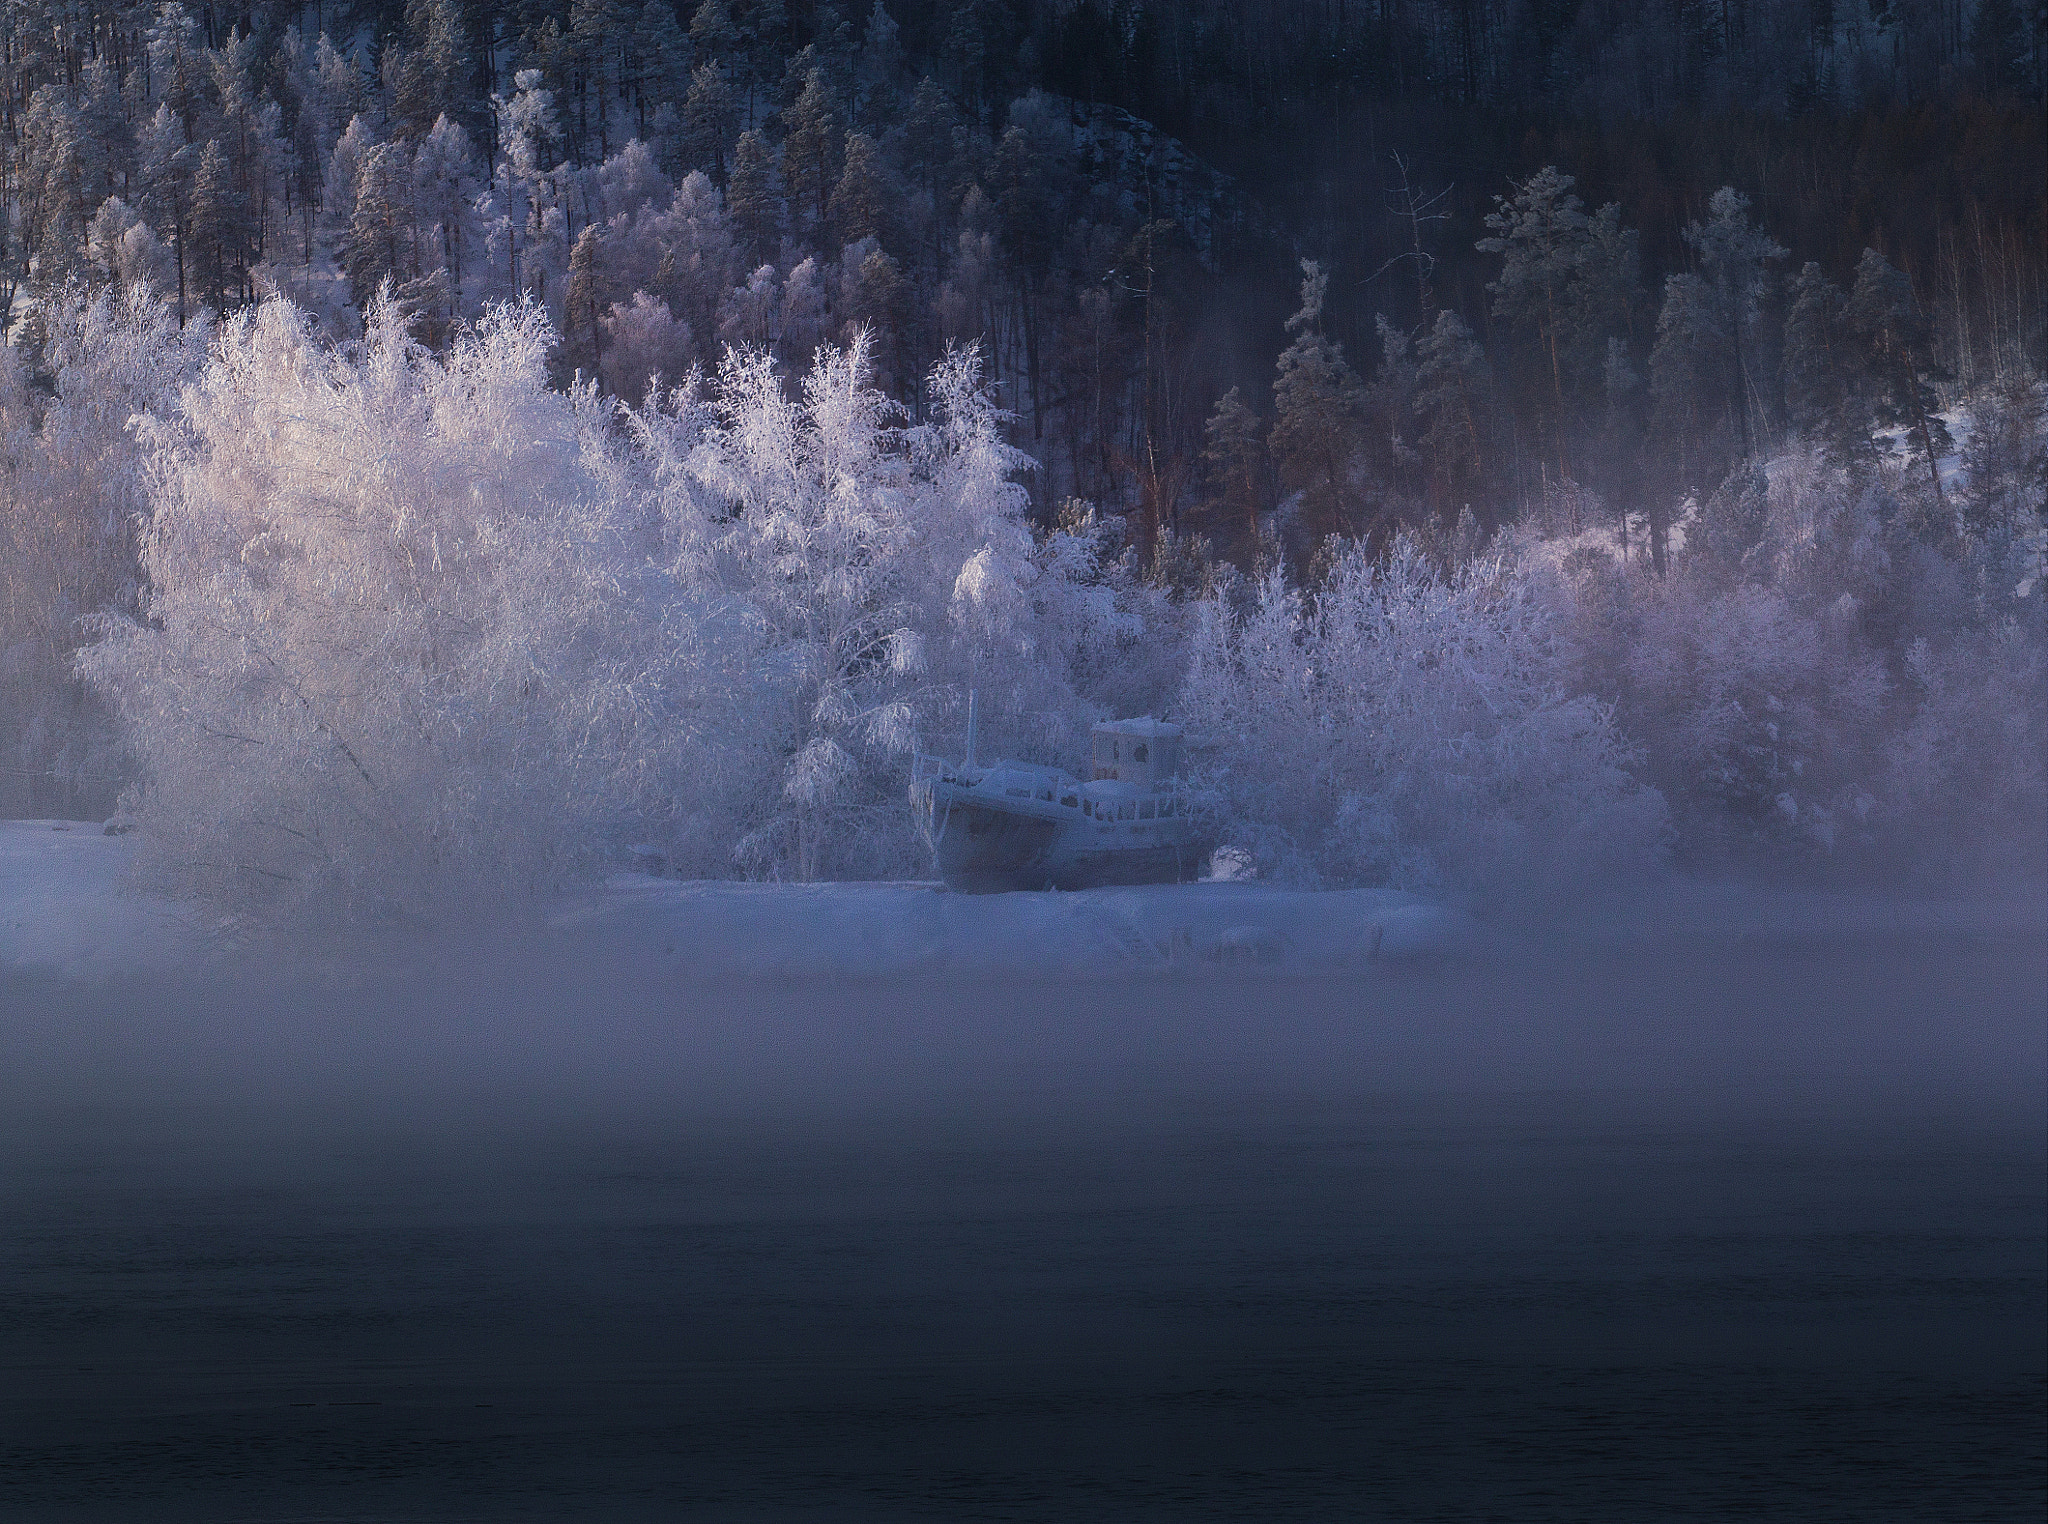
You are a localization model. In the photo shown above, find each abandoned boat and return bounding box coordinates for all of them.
[910,700,1213,892]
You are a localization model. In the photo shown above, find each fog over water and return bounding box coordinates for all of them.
[1,911,2042,1520]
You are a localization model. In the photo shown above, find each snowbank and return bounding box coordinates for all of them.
[549,876,1476,977]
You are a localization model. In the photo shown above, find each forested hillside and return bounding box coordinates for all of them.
[0,0,2041,915]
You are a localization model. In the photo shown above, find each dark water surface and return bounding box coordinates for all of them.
[2,931,2043,1520]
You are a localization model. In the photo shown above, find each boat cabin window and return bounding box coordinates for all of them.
[1134,744,1148,763]
[1139,799,1156,820]
[1061,794,1078,808]
[1117,802,1134,822]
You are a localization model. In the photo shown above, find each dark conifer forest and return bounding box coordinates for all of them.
[0,0,2041,910]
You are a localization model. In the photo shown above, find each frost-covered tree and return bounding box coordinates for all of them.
[685,333,918,877]
[602,289,692,402]
[411,115,488,316]
[186,139,253,313]
[135,103,197,323]
[1,285,205,817]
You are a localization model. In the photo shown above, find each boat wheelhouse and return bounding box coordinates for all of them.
[910,704,1211,892]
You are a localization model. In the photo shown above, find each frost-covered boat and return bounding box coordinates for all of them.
[910,701,1212,892]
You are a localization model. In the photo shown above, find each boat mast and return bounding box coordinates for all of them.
[965,690,979,770]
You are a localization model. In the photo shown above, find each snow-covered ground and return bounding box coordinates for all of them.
[550,874,1470,976]
[0,821,202,981]
[0,819,1470,980]
[4,817,2040,984]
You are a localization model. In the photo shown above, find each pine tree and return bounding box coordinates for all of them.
[943,0,1012,122]
[393,0,478,140]
[1682,187,1785,461]
[146,1,207,139]
[411,114,484,312]
[1364,316,1419,494]
[836,236,905,386]
[313,35,367,155]
[136,103,195,324]
[1269,260,1367,546]
[188,138,251,312]
[1845,248,1952,503]
[689,0,740,67]
[680,62,738,181]
[1476,166,1592,480]
[564,222,608,383]
[1568,201,1642,375]
[341,140,415,312]
[77,56,132,211]
[780,68,841,234]
[741,0,791,107]
[1647,272,1728,570]
[901,77,957,200]
[633,0,692,135]
[1200,386,1267,548]
[1412,309,1493,522]
[726,128,783,262]
[22,86,93,292]
[1970,0,2032,94]
[829,131,895,250]
[1693,462,1773,582]
[812,3,860,98]
[856,0,904,120]
[569,0,634,158]
[1781,262,1868,464]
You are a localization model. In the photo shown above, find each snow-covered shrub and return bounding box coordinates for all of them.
[81,293,751,920]
[1179,537,1667,896]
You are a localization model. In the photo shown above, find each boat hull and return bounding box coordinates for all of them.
[931,798,1061,892]
[928,791,1209,893]
[1046,843,1201,891]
